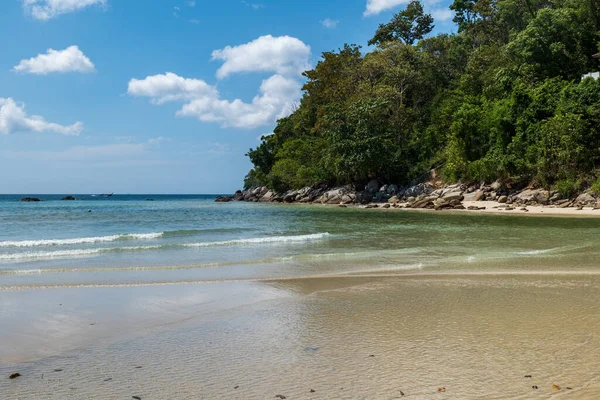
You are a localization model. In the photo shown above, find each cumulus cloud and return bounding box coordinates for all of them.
[23,0,106,20]
[128,73,301,129]
[128,72,218,104]
[0,98,83,136]
[431,7,453,22]
[364,0,409,16]
[365,0,455,20]
[128,35,310,129]
[13,46,95,75]
[177,74,302,128]
[211,35,311,79]
[320,18,339,28]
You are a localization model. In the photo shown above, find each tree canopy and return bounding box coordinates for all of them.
[245,0,600,194]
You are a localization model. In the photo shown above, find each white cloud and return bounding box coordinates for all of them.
[127,72,218,104]
[211,35,311,79]
[364,0,408,16]
[0,98,83,136]
[128,73,301,129]
[13,46,95,75]
[177,74,301,128]
[128,35,310,129]
[431,7,453,22]
[23,0,106,20]
[320,18,339,28]
[186,0,195,6]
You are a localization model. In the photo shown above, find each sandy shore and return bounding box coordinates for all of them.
[4,274,600,399]
[342,200,600,217]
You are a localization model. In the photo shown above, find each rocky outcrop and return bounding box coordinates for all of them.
[232,179,600,212]
[20,197,41,202]
[61,196,76,201]
[215,196,234,202]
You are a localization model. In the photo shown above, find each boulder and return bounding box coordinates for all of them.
[575,193,596,205]
[490,180,502,191]
[282,190,297,203]
[259,191,277,202]
[366,180,380,195]
[61,195,76,201]
[464,190,485,201]
[20,197,41,202]
[233,190,244,201]
[498,196,508,204]
[388,195,400,204]
[441,190,464,202]
[215,196,233,203]
[516,189,550,205]
[387,184,399,195]
[411,196,436,209]
[404,183,435,198]
[356,191,373,205]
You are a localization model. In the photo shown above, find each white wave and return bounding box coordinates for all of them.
[184,233,330,248]
[0,232,164,248]
[516,248,557,255]
[0,246,162,261]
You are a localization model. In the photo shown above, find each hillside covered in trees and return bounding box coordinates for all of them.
[245,0,600,197]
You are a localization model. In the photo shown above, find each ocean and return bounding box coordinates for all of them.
[3,196,600,398]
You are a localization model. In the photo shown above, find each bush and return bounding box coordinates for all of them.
[553,179,582,198]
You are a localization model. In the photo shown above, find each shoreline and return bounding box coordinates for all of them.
[275,199,600,218]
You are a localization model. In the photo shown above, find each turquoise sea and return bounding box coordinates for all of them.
[3,194,600,290]
[5,196,600,398]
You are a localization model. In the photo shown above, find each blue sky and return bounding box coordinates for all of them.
[0,0,455,194]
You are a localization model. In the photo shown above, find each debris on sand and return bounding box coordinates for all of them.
[9,373,21,379]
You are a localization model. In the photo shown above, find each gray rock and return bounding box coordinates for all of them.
[442,190,464,202]
[366,180,380,195]
[215,196,233,203]
[387,184,399,195]
[388,195,400,204]
[20,197,41,202]
[490,180,502,191]
[411,196,436,209]
[576,192,596,205]
[233,190,244,201]
[498,196,508,204]
[356,191,373,205]
[516,189,550,205]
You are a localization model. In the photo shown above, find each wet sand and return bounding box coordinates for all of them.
[3,274,600,399]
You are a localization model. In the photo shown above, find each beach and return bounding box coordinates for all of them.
[3,195,600,398]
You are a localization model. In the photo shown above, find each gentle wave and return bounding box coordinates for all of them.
[0,246,162,261]
[516,248,559,255]
[183,233,330,248]
[0,233,331,261]
[0,232,164,248]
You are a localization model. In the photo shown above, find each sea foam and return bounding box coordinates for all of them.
[0,232,164,248]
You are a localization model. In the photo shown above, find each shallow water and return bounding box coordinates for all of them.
[2,197,600,398]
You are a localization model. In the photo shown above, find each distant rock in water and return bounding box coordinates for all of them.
[20,197,41,202]
[215,196,234,203]
[61,196,76,201]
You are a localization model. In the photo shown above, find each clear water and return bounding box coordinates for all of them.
[4,198,600,398]
[2,195,600,290]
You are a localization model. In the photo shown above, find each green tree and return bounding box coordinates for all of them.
[368,1,434,46]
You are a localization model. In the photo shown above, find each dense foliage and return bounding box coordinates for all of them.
[245,0,600,193]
